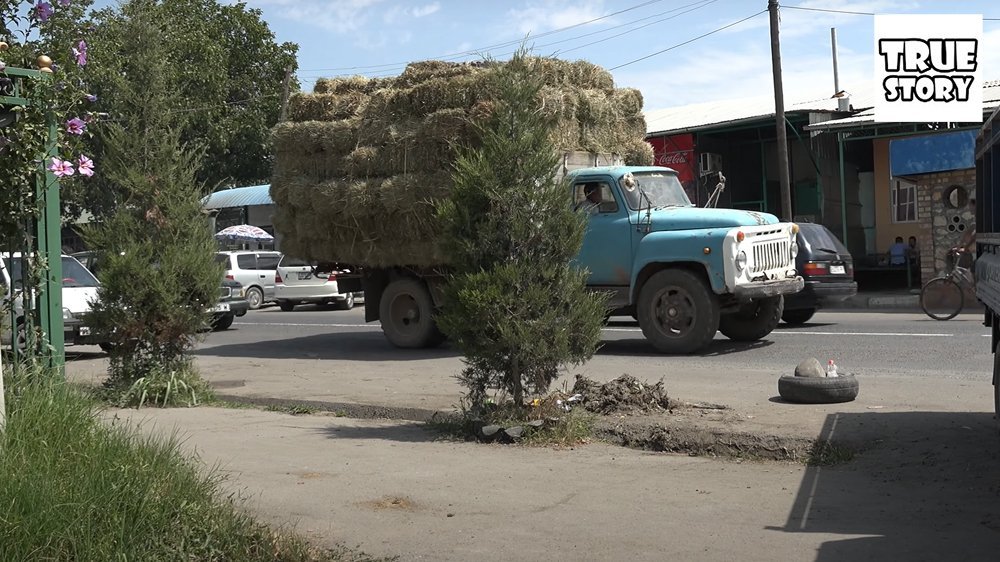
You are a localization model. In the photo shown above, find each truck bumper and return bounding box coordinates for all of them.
[733,277,804,299]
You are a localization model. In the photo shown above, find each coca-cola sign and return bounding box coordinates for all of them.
[647,133,699,204]
[658,151,690,166]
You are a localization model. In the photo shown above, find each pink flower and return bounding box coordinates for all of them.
[65,117,86,135]
[34,2,53,22]
[49,158,75,177]
[72,40,87,66]
[77,155,94,177]
[58,0,70,6]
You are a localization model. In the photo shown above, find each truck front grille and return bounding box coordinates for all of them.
[751,240,790,274]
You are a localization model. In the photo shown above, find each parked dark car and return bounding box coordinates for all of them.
[212,279,249,331]
[782,223,858,325]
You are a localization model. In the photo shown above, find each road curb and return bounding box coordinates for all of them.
[213,393,447,422]
[214,394,861,464]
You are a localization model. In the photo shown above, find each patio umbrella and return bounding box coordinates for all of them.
[215,224,274,242]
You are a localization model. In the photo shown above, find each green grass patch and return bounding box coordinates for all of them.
[0,373,385,561]
[265,403,320,416]
[97,364,216,408]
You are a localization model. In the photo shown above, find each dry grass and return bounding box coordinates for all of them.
[273,55,651,267]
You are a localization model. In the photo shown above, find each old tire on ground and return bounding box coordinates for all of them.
[782,308,815,325]
[212,314,235,331]
[245,286,264,310]
[278,300,296,312]
[379,278,443,349]
[335,292,355,310]
[719,296,784,341]
[778,374,859,404]
[637,268,719,354]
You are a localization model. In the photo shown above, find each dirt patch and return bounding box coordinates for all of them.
[570,374,673,415]
[360,495,419,511]
[595,418,820,462]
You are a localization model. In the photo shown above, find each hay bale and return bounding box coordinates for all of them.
[271,120,360,157]
[288,92,366,122]
[622,138,655,166]
[612,88,644,118]
[526,58,615,93]
[313,75,391,95]
[575,89,613,126]
[274,56,653,268]
[397,60,492,86]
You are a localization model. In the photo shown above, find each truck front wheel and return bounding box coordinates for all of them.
[379,278,444,349]
[637,269,719,354]
[719,296,783,342]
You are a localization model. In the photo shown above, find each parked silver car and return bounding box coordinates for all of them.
[214,251,281,309]
[274,256,361,311]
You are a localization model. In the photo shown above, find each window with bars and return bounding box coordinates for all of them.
[891,178,917,223]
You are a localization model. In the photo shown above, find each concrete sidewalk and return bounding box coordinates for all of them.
[109,404,1000,562]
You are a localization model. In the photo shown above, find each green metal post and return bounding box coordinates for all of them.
[35,115,64,373]
[838,133,848,247]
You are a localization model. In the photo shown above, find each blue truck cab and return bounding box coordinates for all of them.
[567,165,804,353]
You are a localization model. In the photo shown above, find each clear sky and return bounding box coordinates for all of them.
[229,0,998,112]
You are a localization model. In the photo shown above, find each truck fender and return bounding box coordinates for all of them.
[630,230,727,302]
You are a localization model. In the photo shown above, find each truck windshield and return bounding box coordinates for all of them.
[621,172,692,210]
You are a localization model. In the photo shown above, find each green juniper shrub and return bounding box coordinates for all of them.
[436,48,608,413]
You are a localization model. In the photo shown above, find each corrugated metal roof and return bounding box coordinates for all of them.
[202,184,273,210]
[803,81,1000,132]
[645,84,877,136]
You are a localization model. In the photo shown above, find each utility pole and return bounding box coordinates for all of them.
[278,64,293,123]
[768,0,793,221]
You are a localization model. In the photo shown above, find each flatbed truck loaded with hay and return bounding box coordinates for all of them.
[270,58,804,354]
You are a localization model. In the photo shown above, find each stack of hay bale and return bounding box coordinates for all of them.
[270,57,654,268]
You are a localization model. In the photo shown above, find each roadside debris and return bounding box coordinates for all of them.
[570,374,673,415]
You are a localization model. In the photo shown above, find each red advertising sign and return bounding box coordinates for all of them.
[647,133,698,203]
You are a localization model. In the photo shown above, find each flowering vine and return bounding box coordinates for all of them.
[1,0,95,242]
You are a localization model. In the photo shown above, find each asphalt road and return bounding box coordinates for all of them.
[214,305,992,382]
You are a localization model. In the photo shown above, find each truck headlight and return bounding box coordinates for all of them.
[62,307,74,320]
[735,251,747,272]
[790,242,799,259]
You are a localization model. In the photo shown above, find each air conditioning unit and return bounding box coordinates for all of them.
[699,152,722,176]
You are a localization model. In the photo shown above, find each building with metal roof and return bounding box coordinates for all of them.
[202,184,279,250]
[202,184,273,210]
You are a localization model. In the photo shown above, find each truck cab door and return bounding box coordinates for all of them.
[572,179,634,287]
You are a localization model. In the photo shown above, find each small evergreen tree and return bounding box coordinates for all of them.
[82,11,220,405]
[436,51,608,409]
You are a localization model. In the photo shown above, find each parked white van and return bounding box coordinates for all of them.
[1,253,106,350]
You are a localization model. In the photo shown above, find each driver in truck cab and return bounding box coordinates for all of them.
[575,183,603,214]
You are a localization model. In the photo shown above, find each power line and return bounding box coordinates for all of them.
[298,0,669,72]
[783,5,999,20]
[609,9,766,71]
[554,0,717,56]
[297,0,718,80]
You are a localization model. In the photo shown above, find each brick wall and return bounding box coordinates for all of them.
[915,168,976,289]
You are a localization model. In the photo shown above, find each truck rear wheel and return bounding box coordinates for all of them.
[637,269,719,354]
[379,278,444,349]
[719,296,783,342]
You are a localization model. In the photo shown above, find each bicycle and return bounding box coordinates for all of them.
[920,248,975,321]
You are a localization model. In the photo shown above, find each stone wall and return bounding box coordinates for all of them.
[915,168,976,287]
